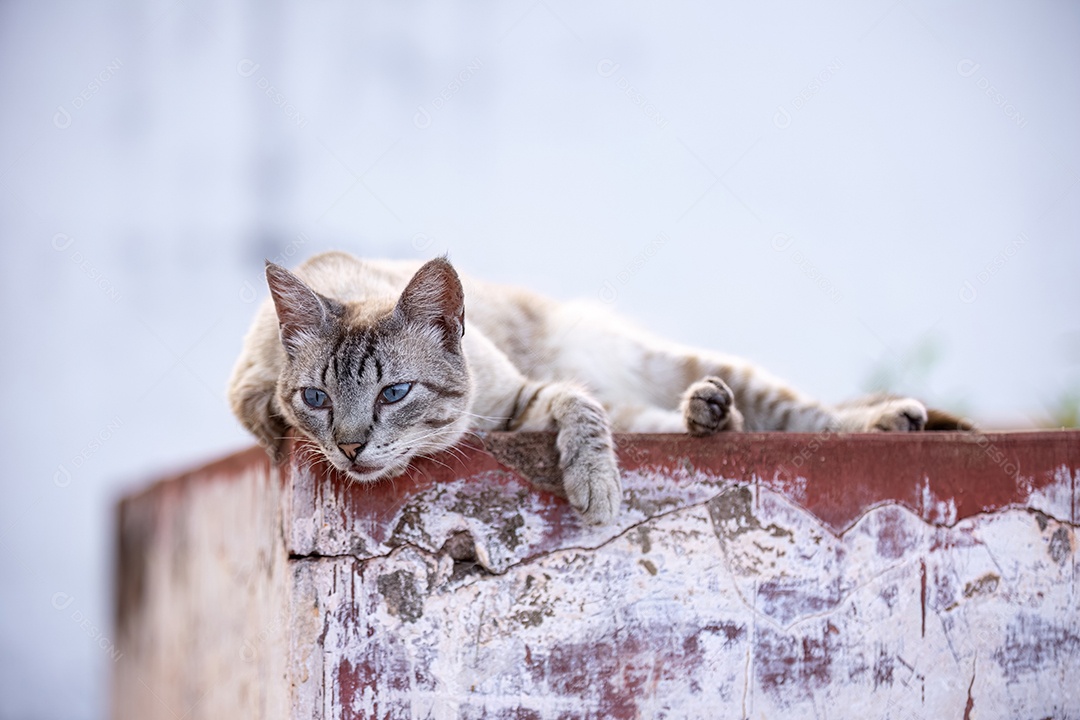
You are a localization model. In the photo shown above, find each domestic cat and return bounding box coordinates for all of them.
[229,251,968,523]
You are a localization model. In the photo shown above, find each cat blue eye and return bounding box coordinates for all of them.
[380,382,412,404]
[302,387,329,409]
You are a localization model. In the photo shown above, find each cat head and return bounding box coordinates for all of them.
[265,257,472,482]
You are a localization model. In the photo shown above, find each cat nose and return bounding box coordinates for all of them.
[338,442,364,461]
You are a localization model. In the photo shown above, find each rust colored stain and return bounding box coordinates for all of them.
[992,614,1080,684]
[286,430,1078,561]
[116,430,1080,719]
[336,658,361,717]
[755,623,838,703]
[138,431,1076,539]
[920,559,927,638]
[964,665,976,720]
[609,431,1079,532]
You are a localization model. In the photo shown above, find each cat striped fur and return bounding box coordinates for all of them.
[229,251,968,524]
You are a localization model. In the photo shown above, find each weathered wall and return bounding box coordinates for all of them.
[115,431,1079,719]
[113,449,291,719]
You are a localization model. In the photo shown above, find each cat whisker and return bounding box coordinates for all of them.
[454,430,502,461]
[457,429,489,445]
[405,425,470,447]
[423,455,454,472]
[441,442,470,458]
[458,410,510,424]
[293,440,325,468]
[434,447,469,468]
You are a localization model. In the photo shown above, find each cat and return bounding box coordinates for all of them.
[229,251,969,524]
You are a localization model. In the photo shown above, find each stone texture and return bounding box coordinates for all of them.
[114,431,1079,719]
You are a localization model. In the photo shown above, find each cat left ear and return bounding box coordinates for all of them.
[265,261,338,357]
[394,257,465,352]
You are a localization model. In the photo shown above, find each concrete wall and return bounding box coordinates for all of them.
[114,431,1079,718]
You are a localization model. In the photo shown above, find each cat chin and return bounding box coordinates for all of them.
[342,460,410,484]
[338,464,386,483]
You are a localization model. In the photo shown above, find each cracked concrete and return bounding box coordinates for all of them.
[115,431,1080,719]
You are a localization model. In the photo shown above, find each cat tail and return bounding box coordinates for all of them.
[924,408,977,431]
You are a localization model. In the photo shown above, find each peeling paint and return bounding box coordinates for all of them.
[115,431,1080,719]
[376,569,425,623]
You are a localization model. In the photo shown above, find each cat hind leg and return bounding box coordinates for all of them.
[833,395,928,432]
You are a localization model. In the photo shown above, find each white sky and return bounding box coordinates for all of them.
[1,1,1077,717]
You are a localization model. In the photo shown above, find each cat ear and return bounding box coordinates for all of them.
[265,261,338,357]
[394,257,465,352]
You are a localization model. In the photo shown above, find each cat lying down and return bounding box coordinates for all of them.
[229,251,969,523]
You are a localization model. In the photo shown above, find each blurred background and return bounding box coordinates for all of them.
[0,1,1077,717]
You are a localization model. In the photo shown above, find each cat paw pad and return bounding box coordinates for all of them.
[682,376,745,435]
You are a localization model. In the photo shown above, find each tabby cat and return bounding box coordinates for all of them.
[229,251,967,523]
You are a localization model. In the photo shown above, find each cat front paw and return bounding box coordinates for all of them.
[561,449,622,524]
[682,376,745,435]
[868,398,928,432]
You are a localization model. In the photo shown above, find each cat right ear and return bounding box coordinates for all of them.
[265,262,337,357]
[393,257,466,352]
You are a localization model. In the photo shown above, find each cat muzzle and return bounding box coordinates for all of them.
[338,442,364,461]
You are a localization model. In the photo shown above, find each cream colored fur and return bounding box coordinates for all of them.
[230,251,957,524]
